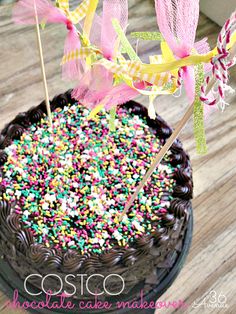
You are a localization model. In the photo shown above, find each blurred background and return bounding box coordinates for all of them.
[0,0,235,26]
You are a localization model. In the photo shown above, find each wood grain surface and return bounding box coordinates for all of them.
[0,1,236,313]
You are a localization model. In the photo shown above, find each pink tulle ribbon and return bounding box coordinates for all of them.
[100,0,128,60]
[72,0,141,109]
[12,0,83,81]
[102,82,146,110]
[155,0,210,103]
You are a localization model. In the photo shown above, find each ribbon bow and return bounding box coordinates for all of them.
[72,0,138,111]
[12,0,90,81]
[61,2,179,115]
[155,0,212,103]
[56,0,89,24]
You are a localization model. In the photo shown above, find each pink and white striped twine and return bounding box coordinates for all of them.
[200,11,236,110]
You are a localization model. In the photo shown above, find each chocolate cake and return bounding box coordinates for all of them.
[0,91,193,300]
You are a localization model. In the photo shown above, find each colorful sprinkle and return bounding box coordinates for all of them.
[0,102,178,254]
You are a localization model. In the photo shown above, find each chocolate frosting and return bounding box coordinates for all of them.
[173,183,193,200]
[0,90,193,299]
[28,244,56,267]
[29,108,44,123]
[0,151,8,165]
[169,199,191,219]
[0,134,11,149]
[6,214,21,232]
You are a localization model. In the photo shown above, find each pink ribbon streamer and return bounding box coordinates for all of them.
[79,81,146,110]
[155,0,210,103]
[72,65,114,107]
[100,0,128,60]
[101,82,146,110]
[72,0,135,109]
[12,0,83,81]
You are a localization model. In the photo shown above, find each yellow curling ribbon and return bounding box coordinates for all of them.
[95,57,177,96]
[57,0,90,24]
[161,41,179,77]
[83,0,99,38]
[88,103,104,120]
[140,51,215,74]
[140,33,236,75]
[61,27,236,86]
[146,54,178,117]
[61,46,101,65]
[82,0,99,68]
[87,20,178,94]
[60,11,236,121]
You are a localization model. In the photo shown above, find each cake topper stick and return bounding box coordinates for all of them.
[33,0,52,128]
[119,42,236,221]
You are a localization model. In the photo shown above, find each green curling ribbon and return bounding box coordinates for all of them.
[40,22,46,30]
[109,107,116,132]
[131,32,164,41]
[40,18,47,30]
[108,76,122,132]
[193,64,208,155]
[112,19,141,61]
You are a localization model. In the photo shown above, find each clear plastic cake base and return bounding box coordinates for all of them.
[0,207,193,314]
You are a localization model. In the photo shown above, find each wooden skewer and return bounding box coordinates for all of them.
[33,0,52,128]
[119,42,236,221]
[119,103,194,221]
